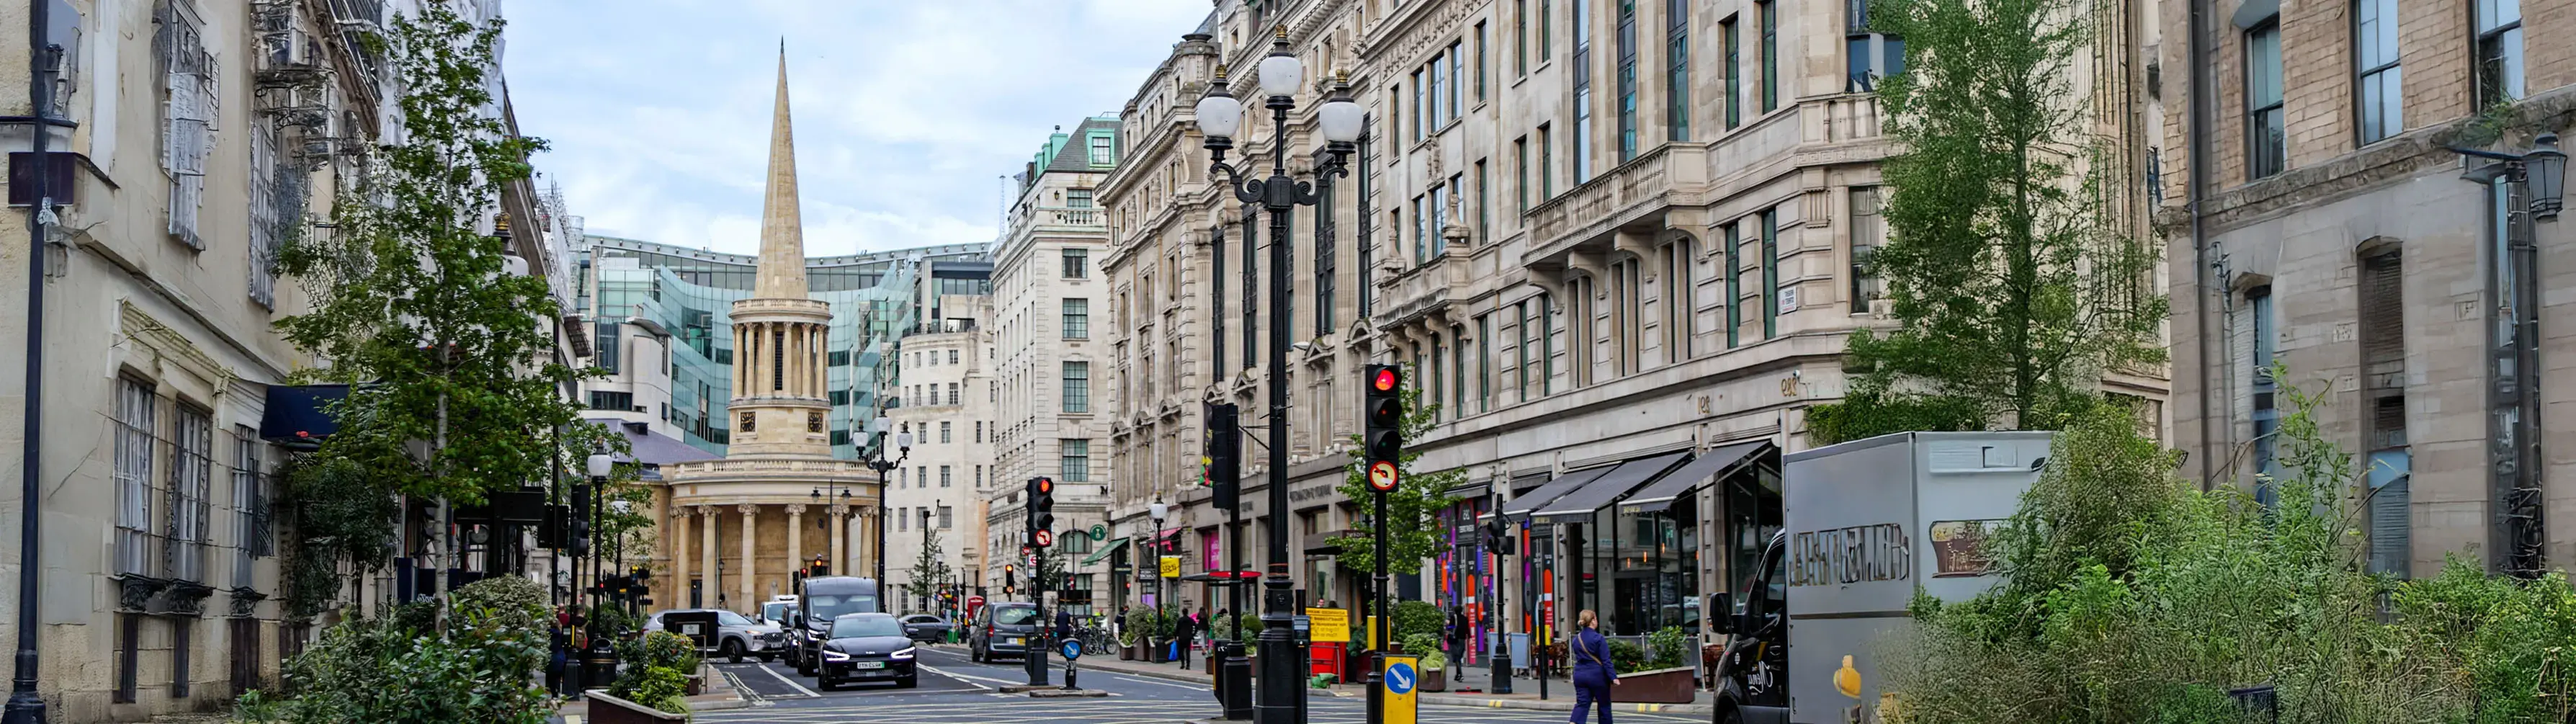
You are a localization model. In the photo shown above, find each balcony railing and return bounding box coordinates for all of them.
[1023,205,1104,231]
[1801,92,1887,144]
[1524,144,1701,259]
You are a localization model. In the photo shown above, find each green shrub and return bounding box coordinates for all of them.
[1606,639,1647,673]
[1393,600,1446,643]
[1646,626,1690,670]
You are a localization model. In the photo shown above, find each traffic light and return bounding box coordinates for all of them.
[1004,564,1017,594]
[1205,403,1241,510]
[1485,516,1515,553]
[1026,477,1056,548]
[1364,365,1404,492]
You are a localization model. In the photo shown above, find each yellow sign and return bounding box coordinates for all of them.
[1382,654,1420,724]
[1159,555,1182,578]
[1307,607,1350,643]
[1365,615,1379,648]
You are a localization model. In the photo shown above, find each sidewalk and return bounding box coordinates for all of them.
[1049,645,1715,715]
[548,662,754,724]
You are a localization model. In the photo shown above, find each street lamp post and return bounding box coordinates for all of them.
[2450,133,2567,579]
[1192,27,1364,724]
[833,416,909,586]
[1148,499,1170,663]
[583,450,618,689]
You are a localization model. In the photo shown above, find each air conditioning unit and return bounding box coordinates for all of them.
[253,1,321,86]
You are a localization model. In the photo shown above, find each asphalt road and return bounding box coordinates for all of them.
[692,645,1707,724]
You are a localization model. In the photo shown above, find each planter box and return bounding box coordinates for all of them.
[1421,668,1446,692]
[1611,666,1699,704]
[583,691,687,724]
[1119,643,1137,661]
[1147,640,1170,663]
[683,673,704,697]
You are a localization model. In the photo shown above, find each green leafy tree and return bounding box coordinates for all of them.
[908,525,954,609]
[1332,375,1461,576]
[1812,0,2165,442]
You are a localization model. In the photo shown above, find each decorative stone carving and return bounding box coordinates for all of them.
[738,503,759,517]
[115,574,166,612]
[228,586,267,618]
[784,503,808,517]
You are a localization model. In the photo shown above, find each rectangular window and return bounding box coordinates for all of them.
[1063,298,1090,339]
[2477,0,2525,108]
[1412,71,1426,139]
[940,421,952,444]
[231,426,268,591]
[1517,0,1530,75]
[1722,16,1742,128]
[1758,0,1779,112]
[1851,187,1884,312]
[1573,0,1595,183]
[1616,0,1639,162]
[115,377,156,577]
[1413,195,1430,261]
[940,465,953,488]
[1431,338,1447,421]
[900,510,908,531]
[1516,303,1532,401]
[1063,248,1090,278]
[2245,21,2286,179]
[948,349,959,364]
[1066,187,1094,207]
[171,617,192,698]
[1668,0,1690,141]
[975,465,984,488]
[1724,223,1742,348]
[1062,362,1091,414]
[171,403,213,584]
[1449,41,1466,120]
[1428,54,1446,128]
[1759,210,1779,339]
[1846,0,1905,92]
[1663,237,1696,361]
[1516,138,1531,212]
[975,421,984,444]
[1477,315,1494,412]
[939,506,954,529]
[1477,22,1490,100]
[1452,324,1470,415]
[589,390,634,411]
[2354,0,2402,144]
[1539,292,1557,395]
[1539,0,1552,64]
[1539,124,1555,198]
[1061,439,1091,483]
[596,321,622,373]
[157,0,213,249]
[2359,250,2409,576]
[1088,134,1115,165]
[1475,160,1490,244]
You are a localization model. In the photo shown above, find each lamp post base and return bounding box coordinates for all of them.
[1,689,47,724]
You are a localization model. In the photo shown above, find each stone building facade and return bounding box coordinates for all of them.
[886,285,996,614]
[2160,0,2576,576]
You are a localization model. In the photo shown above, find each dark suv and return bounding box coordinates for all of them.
[967,603,1042,663]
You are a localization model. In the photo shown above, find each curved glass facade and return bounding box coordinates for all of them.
[584,236,988,459]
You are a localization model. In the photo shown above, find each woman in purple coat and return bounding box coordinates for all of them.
[1567,609,1620,724]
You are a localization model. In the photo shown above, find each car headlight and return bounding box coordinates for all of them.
[892,647,916,659]
[823,650,851,661]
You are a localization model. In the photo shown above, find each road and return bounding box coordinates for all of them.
[689,645,1706,723]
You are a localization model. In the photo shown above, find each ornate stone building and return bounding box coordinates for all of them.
[661,55,883,614]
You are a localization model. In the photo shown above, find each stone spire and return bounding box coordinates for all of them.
[755,43,809,299]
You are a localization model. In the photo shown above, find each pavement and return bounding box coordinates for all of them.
[1057,645,1714,715]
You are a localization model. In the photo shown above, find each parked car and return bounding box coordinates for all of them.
[815,612,917,690]
[898,614,952,643]
[967,603,1042,663]
[643,608,784,663]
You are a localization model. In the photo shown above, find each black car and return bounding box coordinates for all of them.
[788,576,880,676]
[967,603,1042,663]
[899,614,953,643]
[816,613,917,690]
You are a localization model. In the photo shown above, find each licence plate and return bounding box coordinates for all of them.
[1006,637,1023,645]
[857,661,887,669]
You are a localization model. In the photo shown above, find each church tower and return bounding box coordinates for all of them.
[663,50,882,614]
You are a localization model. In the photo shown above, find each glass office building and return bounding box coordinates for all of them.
[578,235,990,459]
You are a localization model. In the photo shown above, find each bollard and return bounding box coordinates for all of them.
[1064,661,1078,691]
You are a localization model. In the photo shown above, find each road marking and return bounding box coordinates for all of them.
[755,660,822,698]
[1094,671,1209,691]
[916,663,1009,689]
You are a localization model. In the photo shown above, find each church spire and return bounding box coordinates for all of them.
[754,43,808,299]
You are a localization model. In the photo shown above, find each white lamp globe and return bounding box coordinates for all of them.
[1257,53,1303,98]
[1319,97,1364,143]
[895,432,915,450]
[1149,501,1170,520]
[1195,93,1243,139]
[586,452,614,478]
[870,416,892,434]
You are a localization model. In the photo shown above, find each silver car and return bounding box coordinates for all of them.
[645,608,784,663]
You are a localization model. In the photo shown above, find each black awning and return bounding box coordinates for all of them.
[259,384,350,447]
[1499,466,1615,519]
[1444,481,1492,501]
[1530,452,1692,523]
[1617,441,1776,514]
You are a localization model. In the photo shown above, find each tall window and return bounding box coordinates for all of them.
[1319,169,1338,334]
[945,383,959,405]
[1449,40,1466,120]
[1062,361,1091,413]
[2354,0,2402,144]
[1477,22,1490,100]
[1062,439,1091,482]
[1850,187,1884,312]
[1663,236,1696,361]
[1515,302,1534,401]
[2477,0,2523,109]
[1066,187,1095,207]
[156,0,213,249]
[939,506,953,528]
[1668,0,1690,141]
[1616,0,1640,162]
[1432,336,1447,421]
[1760,210,1779,339]
[1477,315,1493,412]
[1846,0,1905,91]
[1452,324,1470,414]
[1573,0,1595,183]
[2245,21,2286,179]
[1538,292,1557,395]
[2358,249,2409,576]
[1414,195,1431,262]
[1428,50,1446,127]
[1475,160,1490,243]
[2249,286,2278,505]
[1611,259,1642,376]
[1412,71,1426,139]
[171,403,213,584]
[1722,16,1742,128]
[941,422,952,444]
[231,426,267,589]
[114,377,156,576]
[1724,223,1742,348]
[1063,248,1090,278]
[1517,0,1530,75]
[1516,138,1531,212]
[1063,298,1089,339]
[1539,0,1552,63]
[1539,124,1556,198]
[1566,276,1596,386]
[1758,0,1779,112]
[1088,133,1115,165]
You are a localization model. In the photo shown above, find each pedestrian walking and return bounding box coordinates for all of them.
[1057,607,1074,643]
[1197,605,1213,658]
[1449,608,1472,684]
[1568,609,1619,724]
[1174,605,1200,670]
[545,611,569,696]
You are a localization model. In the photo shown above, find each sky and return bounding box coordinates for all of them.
[501,0,1215,256]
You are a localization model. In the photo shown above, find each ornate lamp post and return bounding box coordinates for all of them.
[858,417,913,585]
[1191,27,1365,724]
[2450,133,2567,579]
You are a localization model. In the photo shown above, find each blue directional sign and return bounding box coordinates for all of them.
[1060,638,1083,661]
[1386,661,1416,694]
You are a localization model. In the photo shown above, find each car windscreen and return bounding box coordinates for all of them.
[993,607,1038,625]
[831,617,903,638]
[763,602,794,622]
[805,594,880,625]
[717,610,754,627]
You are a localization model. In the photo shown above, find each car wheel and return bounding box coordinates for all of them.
[796,653,816,676]
[817,674,836,692]
[722,638,746,664]
[970,645,984,663]
[1718,707,1745,724]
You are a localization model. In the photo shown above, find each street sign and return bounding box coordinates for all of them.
[1160,555,1182,578]
[1367,460,1400,491]
[1060,638,1083,660]
[1307,607,1349,643]
[1034,529,1055,548]
[1089,523,1108,540]
[1384,656,1419,724]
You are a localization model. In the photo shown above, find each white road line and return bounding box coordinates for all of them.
[916,663,1009,689]
[755,661,823,698]
[1092,669,1210,690]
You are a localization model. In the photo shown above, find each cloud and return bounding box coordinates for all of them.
[502,0,1212,256]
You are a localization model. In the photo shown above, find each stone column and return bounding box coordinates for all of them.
[698,506,718,611]
[828,504,847,576]
[845,509,863,579]
[785,503,806,576]
[738,504,760,612]
[673,509,692,607]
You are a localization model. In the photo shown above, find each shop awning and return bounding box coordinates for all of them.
[1081,537,1130,566]
[1617,441,1776,514]
[1444,481,1492,501]
[1500,466,1615,519]
[1531,451,1692,523]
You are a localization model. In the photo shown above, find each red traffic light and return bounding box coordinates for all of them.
[1372,367,1398,392]
[1035,477,1054,494]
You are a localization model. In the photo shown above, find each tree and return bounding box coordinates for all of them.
[1812,0,2165,442]
[1332,374,1462,577]
[908,527,954,610]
